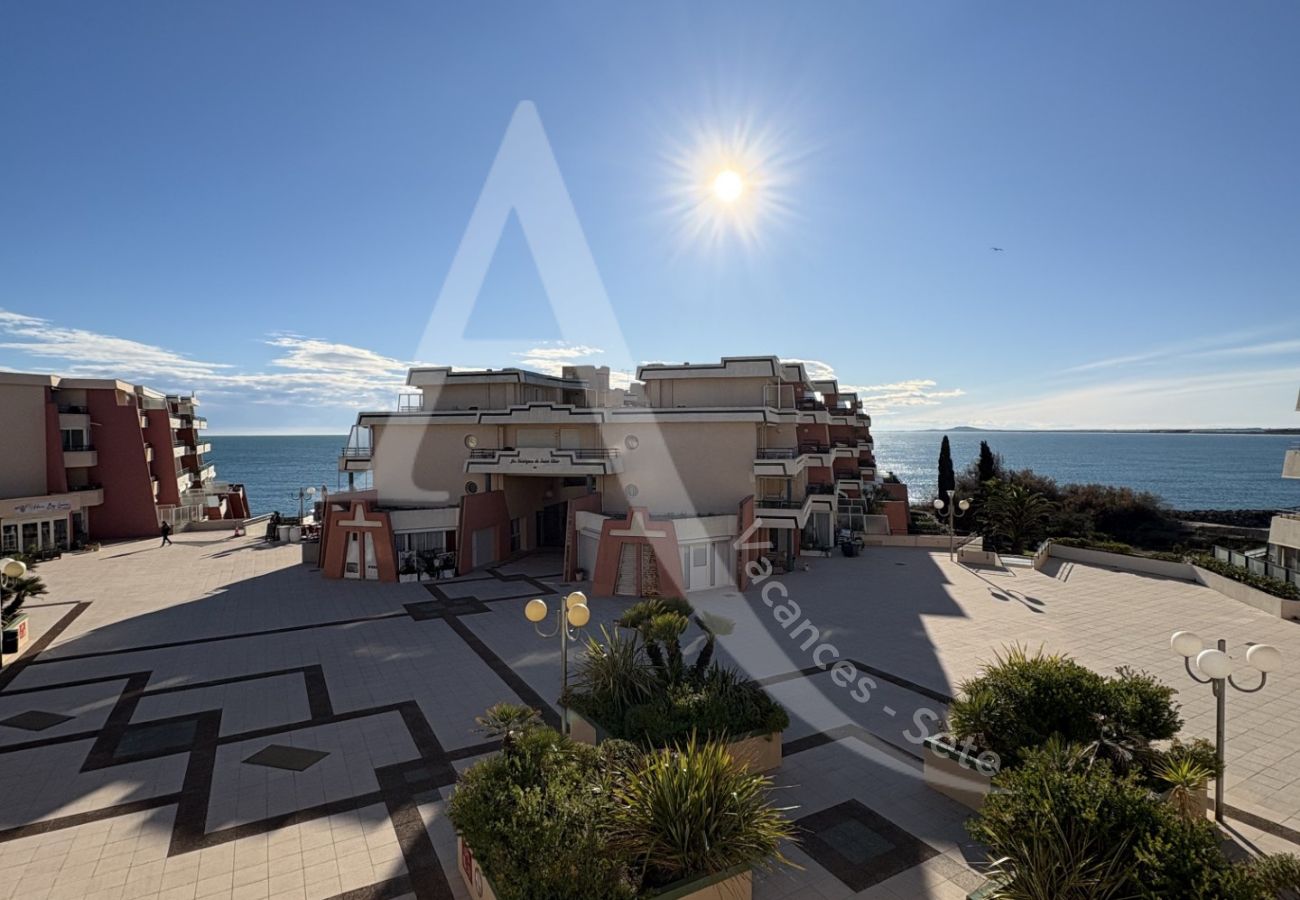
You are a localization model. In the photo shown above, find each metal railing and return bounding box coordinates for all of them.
[757,448,797,459]
[397,393,424,412]
[1212,545,1300,588]
[339,446,373,457]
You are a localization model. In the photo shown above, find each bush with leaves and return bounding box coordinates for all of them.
[449,715,796,898]
[448,726,637,900]
[947,646,1180,768]
[971,745,1275,900]
[609,734,796,892]
[565,598,788,748]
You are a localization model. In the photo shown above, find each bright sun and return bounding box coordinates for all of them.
[712,169,745,203]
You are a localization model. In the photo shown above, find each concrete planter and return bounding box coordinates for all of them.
[457,836,751,900]
[2,612,31,655]
[567,709,782,773]
[921,735,996,811]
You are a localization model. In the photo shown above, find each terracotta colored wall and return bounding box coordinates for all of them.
[883,500,909,535]
[144,410,181,506]
[42,390,67,495]
[882,482,909,504]
[223,485,250,519]
[320,499,397,582]
[591,508,685,598]
[563,492,602,580]
[457,490,511,574]
[319,489,377,574]
[87,390,159,540]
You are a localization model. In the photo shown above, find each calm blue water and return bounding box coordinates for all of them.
[876,431,1299,510]
[208,435,351,516]
[210,432,1299,516]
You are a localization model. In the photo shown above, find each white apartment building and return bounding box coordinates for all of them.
[320,356,910,595]
[1267,386,1300,572]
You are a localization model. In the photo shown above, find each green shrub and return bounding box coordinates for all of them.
[948,647,1181,767]
[1192,555,1300,601]
[971,747,1268,900]
[609,734,795,890]
[566,600,788,748]
[448,727,637,900]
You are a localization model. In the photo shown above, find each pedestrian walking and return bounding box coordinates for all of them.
[160,520,173,547]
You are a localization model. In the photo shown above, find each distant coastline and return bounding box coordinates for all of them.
[885,426,1300,435]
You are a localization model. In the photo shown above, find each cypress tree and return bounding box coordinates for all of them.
[977,440,999,483]
[938,435,956,501]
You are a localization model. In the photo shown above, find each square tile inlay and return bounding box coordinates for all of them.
[117,719,198,757]
[0,710,74,732]
[795,799,939,891]
[243,744,330,772]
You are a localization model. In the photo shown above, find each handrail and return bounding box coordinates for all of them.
[339,446,373,457]
[756,448,797,459]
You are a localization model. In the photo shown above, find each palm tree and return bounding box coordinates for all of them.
[982,483,1054,553]
[1,574,46,626]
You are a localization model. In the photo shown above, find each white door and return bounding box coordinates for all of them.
[363,533,379,580]
[577,532,598,577]
[344,533,361,579]
[472,527,495,568]
[711,541,735,588]
[687,544,711,592]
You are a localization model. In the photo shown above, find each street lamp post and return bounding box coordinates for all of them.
[524,591,591,735]
[932,490,971,560]
[296,486,317,521]
[1170,630,1283,823]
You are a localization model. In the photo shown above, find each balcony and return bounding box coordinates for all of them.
[151,477,160,497]
[58,411,91,430]
[191,417,208,430]
[464,447,623,476]
[753,492,817,529]
[338,445,374,473]
[194,462,216,482]
[144,443,154,462]
[173,443,188,458]
[188,442,212,456]
[63,448,98,468]
[139,412,149,428]
[1284,447,1300,479]
[70,484,104,506]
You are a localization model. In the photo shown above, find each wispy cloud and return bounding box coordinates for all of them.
[512,343,636,388]
[0,309,419,411]
[779,358,966,413]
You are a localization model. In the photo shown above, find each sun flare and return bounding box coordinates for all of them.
[661,117,797,252]
[712,169,745,203]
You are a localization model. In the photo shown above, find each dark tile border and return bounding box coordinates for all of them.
[440,614,560,729]
[795,799,939,892]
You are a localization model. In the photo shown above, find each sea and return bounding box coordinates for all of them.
[209,432,1300,516]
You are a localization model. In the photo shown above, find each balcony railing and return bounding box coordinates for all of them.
[1213,544,1300,588]
[57,404,89,414]
[797,398,826,412]
[835,469,863,480]
[397,394,424,412]
[340,446,373,457]
[756,448,797,460]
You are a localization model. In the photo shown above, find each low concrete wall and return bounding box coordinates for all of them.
[862,533,980,550]
[1047,544,1196,580]
[1192,565,1300,621]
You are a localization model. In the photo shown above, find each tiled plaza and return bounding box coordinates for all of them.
[1,532,1297,900]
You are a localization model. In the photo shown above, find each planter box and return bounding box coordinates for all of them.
[2,612,30,655]
[921,736,995,811]
[957,545,1001,567]
[457,836,751,900]
[398,573,420,583]
[567,709,782,773]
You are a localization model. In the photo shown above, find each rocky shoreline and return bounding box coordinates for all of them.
[1173,509,1278,529]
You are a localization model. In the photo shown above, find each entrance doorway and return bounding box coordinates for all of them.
[535,501,567,549]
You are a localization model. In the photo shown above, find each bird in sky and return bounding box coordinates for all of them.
[991,246,1005,252]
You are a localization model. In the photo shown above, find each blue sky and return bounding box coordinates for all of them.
[1,1,1298,433]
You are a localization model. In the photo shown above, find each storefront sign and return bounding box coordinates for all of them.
[13,500,73,515]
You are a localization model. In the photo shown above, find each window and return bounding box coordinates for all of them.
[61,428,89,450]
[394,530,449,568]
[1,524,16,553]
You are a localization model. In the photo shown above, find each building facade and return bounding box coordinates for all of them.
[0,372,249,553]
[322,356,909,594]
[1267,386,1300,572]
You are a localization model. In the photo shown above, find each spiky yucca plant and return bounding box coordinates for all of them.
[1152,756,1212,823]
[609,734,796,888]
